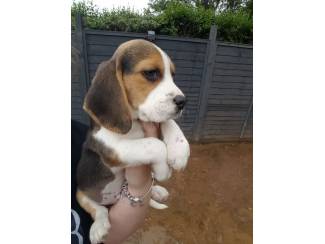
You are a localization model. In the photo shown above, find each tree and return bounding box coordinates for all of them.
[148,0,253,13]
[148,0,191,12]
[72,0,252,43]
[194,0,222,10]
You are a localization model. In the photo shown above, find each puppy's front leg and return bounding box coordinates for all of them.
[161,119,190,171]
[93,128,170,181]
[76,190,110,244]
[116,137,171,181]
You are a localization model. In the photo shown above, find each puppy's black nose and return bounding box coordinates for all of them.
[173,95,186,110]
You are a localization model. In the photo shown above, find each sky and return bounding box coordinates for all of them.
[72,0,150,12]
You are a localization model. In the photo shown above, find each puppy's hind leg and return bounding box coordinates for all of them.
[151,185,169,202]
[150,185,169,209]
[149,199,168,209]
[76,190,110,244]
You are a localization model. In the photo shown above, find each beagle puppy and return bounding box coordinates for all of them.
[76,39,190,243]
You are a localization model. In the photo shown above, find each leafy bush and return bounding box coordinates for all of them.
[157,1,215,38]
[71,0,252,44]
[215,10,252,43]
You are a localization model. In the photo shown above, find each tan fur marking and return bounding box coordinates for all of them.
[123,52,164,108]
[170,60,176,75]
[100,151,125,167]
[114,39,153,58]
[132,53,164,73]
[76,190,97,219]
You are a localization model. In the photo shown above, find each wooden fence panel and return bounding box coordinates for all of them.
[71,18,89,126]
[200,44,253,141]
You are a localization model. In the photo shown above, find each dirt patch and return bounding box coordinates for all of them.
[126,143,252,244]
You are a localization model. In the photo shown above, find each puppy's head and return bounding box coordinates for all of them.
[84,39,185,134]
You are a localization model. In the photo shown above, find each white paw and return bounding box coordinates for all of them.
[167,138,190,171]
[149,199,168,209]
[151,185,169,202]
[152,162,171,181]
[89,218,110,244]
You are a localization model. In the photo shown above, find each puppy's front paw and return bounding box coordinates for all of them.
[167,138,190,171]
[152,162,171,182]
[150,141,171,181]
[89,217,110,244]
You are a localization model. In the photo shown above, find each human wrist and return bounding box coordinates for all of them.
[127,176,152,197]
[125,165,151,190]
[144,131,159,138]
[140,121,161,138]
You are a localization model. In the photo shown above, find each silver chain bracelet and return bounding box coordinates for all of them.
[121,174,155,206]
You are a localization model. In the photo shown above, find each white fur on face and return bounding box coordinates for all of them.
[138,46,184,122]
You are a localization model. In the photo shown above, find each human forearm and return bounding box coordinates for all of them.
[104,122,160,244]
[105,166,151,244]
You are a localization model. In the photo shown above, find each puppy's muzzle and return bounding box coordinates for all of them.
[173,95,186,111]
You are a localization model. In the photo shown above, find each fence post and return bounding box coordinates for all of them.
[75,13,90,124]
[240,97,253,138]
[192,25,217,141]
[75,14,90,89]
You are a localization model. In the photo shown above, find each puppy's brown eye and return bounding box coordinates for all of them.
[142,69,160,82]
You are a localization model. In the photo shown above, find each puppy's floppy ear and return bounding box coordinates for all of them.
[83,58,132,134]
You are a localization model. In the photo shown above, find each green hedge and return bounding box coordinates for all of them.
[71,0,252,44]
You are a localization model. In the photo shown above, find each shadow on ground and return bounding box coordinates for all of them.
[125,143,253,244]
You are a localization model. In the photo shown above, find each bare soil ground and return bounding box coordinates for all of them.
[125,143,253,244]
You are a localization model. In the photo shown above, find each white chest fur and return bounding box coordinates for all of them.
[93,120,145,145]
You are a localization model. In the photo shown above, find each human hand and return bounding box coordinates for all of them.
[140,121,160,138]
[140,121,171,181]
[124,121,161,188]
